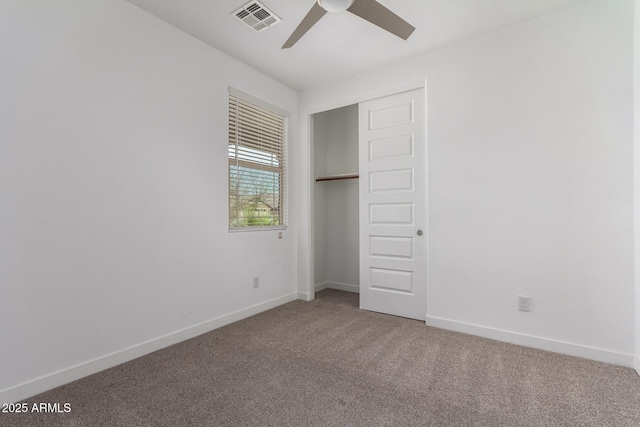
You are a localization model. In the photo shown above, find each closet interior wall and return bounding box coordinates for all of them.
[313,104,360,294]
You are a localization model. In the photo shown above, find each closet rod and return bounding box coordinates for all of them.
[315,174,359,182]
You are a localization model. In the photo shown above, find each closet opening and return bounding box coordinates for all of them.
[309,86,427,319]
[312,103,360,297]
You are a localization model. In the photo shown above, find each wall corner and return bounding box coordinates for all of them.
[634,0,640,378]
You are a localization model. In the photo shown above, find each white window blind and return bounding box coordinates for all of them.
[228,88,287,230]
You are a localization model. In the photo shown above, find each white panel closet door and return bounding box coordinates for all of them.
[359,88,427,320]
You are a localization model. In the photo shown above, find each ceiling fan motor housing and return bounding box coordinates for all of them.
[318,0,354,13]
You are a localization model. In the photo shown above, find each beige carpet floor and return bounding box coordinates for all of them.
[2,289,639,426]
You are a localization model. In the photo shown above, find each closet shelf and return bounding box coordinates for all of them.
[315,173,359,182]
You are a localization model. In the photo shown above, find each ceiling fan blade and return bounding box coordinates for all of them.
[347,0,415,40]
[282,2,327,49]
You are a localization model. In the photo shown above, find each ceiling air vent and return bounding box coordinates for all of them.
[232,1,281,32]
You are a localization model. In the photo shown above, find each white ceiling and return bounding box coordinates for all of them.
[125,0,588,90]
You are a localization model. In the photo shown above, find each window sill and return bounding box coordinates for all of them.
[229,225,288,233]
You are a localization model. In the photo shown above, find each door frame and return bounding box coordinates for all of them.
[304,79,428,312]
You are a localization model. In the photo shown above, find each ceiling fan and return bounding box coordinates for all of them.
[282,0,415,49]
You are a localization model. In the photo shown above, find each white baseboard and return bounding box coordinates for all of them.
[0,292,297,404]
[297,291,313,301]
[425,315,634,368]
[314,282,328,293]
[635,356,640,376]
[315,281,359,294]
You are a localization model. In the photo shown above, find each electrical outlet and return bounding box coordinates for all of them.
[518,296,531,312]
[278,232,283,240]
[253,276,260,289]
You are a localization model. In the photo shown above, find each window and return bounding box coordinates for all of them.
[228,88,287,230]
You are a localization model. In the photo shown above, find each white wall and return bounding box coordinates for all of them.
[298,0,635,366]
[313,105,359,292]
[634,0,640,375]
[313,113,328,287]
[0,0,298,402]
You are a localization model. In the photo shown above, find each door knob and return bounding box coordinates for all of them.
[417,230,423,236]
